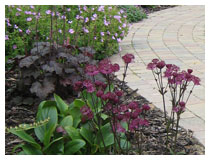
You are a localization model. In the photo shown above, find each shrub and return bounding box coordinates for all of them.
[5,5,129,62]
[118,5,147,23]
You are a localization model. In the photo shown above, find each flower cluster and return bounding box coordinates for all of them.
[122,53,135,64]
[147,58,200,86]
[107,102,151,133]
[80,106,94,123]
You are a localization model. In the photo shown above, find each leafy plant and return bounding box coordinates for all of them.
[118,5,147,23]
[14,42,104,99]
[5,5,129,63]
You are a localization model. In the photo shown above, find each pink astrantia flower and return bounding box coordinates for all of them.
[80,106,93,122]
[122,53,135,64]
[85,64,99,76]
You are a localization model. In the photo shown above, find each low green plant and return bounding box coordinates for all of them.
[5,5,128,63]
[118,5,147,23]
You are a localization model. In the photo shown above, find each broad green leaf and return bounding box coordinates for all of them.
[69,107,81,128]
[43,137,64,155]
[101,113,108,120]
[43,137,63,152]
[95,123,114,147]
[54,94,68,115]
[60,115,73,128]
[74,99,86,108]
[64,139,86,155]
[22,144,43,155]
[12,143,24,154]
[80,127,94,145]
[35,104,58,146]
[91,144,99,154]
[65,126,81,140]
[10,130,41,150]
[120,138,131,150]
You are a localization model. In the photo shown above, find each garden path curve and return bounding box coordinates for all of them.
[110,5,205,146]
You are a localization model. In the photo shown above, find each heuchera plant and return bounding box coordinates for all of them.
[147,58,200,151]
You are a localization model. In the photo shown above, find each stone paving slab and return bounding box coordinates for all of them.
[110,5,205,146]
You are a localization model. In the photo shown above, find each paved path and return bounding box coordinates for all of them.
[110,6,205,145]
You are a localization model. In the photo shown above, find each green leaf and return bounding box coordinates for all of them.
[43,137,64,154]
[60,115,73,128]
[69,107,81,128]
[43,137,63,152]
[74,99,86,108]
[91,144,99,154]
[54,94,68,115]
[10,130,41,150]
[101,113,108,120]
[64,139,86,155]
[65,126,81,140]
[12,143,25,154]
[80,127,94,145]
[35,103,58,146]
[120,138,131,150]
[95,123,114,147]
[22,144,43,155]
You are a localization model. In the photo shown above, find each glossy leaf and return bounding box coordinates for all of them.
[80,127,94,145]
[43,137,64,155]
[35,102,58,146]
[74,99,86,108]
[60,115,73,128]
[22,144,43,155]
[65,126,81,140]
[54,94,68,115]
[9,130,41,150]
[64,139,86,155]
[69,107,81,128]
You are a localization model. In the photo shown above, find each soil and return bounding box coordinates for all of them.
[5,69,205,155]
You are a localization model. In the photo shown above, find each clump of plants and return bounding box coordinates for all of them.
[147,59,201,153]
[15,42,104,100]
[6,54,152,155]
[118,5,147,23]
[5,5,129,62]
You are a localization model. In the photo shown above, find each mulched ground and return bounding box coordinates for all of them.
[5,69,205,155]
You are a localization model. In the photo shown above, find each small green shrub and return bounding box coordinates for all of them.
[118,5,147,23]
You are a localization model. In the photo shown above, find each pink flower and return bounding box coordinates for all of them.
[13,45,17,49]
[142,104,150,111]
[19,29,22,32]
[98,6,104,12]
[85,17,89,23]
[26,17,32,22]
[5,35,9,40]
[58,29,62,33]
[152,58,159,64]
[83,27,89,33]
[67,8,71,12]
[117,38,122,43]
[76,15,80,19]
[112,36,115,40]
[68,29,74,34]
[104,19,109,26]
[122,53,135,64]
[112,63,120,72]
[156,61,166,69]
[16,8,22,12]
[85,64,99,76]
[100,32,104,36]
[147,62,156,70]
[187,69,193,74]
[26,29,31,35]
[96,90,104,97]
[68,20,73,24]
[73,81,83,91]
[16,13,20,16]
[46,10,51,15]
[80,106,93,122]
[128,101,138,110]
[93,13,97,18]
[107,31,110,35]
[122,23,126,28]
